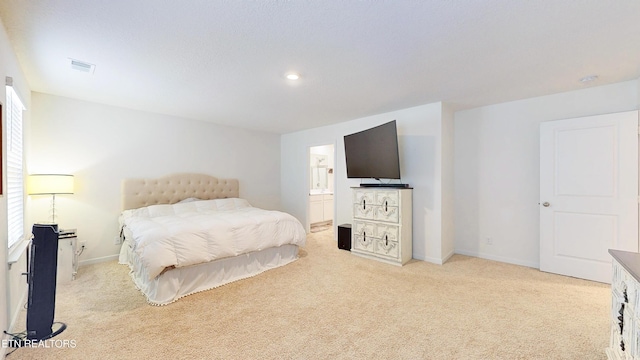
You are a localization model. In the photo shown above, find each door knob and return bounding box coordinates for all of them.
[542,202,550,207]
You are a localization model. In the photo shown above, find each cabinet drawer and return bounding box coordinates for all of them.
[374,205,399,223]
[376,224,399,242]
[626,276,638,316]
[622,305,635,356]
[309,194,323,202]
[353,235,375,252]
[376,190,399,207]
[374,222,400,259]
[609,323,625,357]
[611,286,637,358]
[633,321,640,360]
[354,190,375,206]
[614,264,639,318]
[374,238,399,259]
[353,221,376,253]
[354,203,374,219]
[353,221,375,237]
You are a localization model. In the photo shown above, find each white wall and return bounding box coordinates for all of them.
[441,103,455,261]
[28,93,282,263]
[281,102,453,263]
[454,80,639,268]
[0,16,31,356]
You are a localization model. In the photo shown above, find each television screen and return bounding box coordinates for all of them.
[344,120,401,179]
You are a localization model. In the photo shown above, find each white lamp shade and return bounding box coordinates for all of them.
[28,174,74,195]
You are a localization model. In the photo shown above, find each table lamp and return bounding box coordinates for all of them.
[27,174,74,224]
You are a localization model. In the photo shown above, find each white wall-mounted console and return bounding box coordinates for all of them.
[351,187,412,265]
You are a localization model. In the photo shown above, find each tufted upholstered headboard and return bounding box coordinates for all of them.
[122,173,239,210]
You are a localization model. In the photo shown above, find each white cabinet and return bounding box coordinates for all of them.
[351,187,412,265]
[310,193,333,224]
[323,198,333,220]
[57,229,78,284]
[607,250,640,360]
[310,195,324,224]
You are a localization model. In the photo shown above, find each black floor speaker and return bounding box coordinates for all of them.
[337,224,351,251]
[26,223,62,340]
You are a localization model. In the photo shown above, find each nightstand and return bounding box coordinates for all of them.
[57,229,78,284]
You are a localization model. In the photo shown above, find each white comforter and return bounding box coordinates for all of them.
[120,198,306,280]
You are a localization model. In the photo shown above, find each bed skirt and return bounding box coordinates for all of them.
[119,239,300,305]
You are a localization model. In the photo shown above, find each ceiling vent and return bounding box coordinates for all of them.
[70,59,96,74]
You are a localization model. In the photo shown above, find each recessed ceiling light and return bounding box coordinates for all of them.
[286,73,300,81]
[579,75,598,83]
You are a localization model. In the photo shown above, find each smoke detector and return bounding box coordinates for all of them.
[579,75,598,83]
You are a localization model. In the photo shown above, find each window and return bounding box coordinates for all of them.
[6,82,24,248]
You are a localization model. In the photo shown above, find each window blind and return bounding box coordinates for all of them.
[6,84,24,248]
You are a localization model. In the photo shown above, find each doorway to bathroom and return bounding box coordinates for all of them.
[309,144,334,233]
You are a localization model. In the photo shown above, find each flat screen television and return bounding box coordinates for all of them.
[344,120,401,180]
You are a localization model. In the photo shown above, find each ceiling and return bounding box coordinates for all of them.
[1,1,639,134]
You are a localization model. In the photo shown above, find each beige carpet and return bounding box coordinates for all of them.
[310,221,332,233]
[8,229,610,360]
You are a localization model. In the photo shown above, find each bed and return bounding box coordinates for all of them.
[118,173,306,305]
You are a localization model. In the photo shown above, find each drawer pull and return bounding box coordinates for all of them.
[618,302,625,336]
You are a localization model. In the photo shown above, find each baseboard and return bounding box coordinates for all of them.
[454,249,539,269]
[441,249,455,264]
[413,253,449,265]
[4,282,28,358]
[79,254,119,267]
[9,287,27,327]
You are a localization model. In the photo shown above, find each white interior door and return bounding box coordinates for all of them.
[540,111,638,283]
